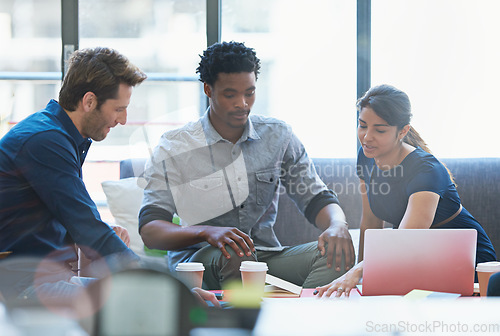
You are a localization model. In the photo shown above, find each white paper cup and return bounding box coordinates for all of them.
[240,261,268,294]
[476,261,500,296]
[175,262,205,288]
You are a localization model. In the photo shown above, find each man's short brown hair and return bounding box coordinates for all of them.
[59,47,147,111]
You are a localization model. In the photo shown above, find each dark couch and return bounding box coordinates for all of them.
[120,157,500,254]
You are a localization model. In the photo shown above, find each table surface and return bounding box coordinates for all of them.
[253,296,500,336]
[210,284,484,335]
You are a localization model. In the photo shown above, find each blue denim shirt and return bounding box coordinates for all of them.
[0,100,136,268]
[140,111,338,271]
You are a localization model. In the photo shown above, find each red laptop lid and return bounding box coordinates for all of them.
[362,229,477,296]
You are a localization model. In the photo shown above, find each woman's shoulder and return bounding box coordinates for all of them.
[406,147,440,164]
[403,147,447,175]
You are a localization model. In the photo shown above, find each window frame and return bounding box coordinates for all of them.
[2,0,370,150]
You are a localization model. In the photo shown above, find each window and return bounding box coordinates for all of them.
[372,0,500,158]
[77,0,357,160]
[222,0,357,158]
[2,0,497,208]
[0,0,61,134]
[79,0,207,161]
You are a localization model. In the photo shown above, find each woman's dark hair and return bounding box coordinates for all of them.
[59,47,147,111]
[357,84,431,153]
[196,41,261,86]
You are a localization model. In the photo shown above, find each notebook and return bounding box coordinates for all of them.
[360,229,477,296]
[265,274,302,298]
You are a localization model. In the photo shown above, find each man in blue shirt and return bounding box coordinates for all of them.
[139,41,355,289]
[0,47,147,300]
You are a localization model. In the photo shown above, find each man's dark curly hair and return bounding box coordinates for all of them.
[196,41,261,86]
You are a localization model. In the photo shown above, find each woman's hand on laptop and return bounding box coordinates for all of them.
[314,262,364,298]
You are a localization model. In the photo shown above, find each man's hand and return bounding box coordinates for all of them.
[201,226,255,259]
[317,223,355,271]
[110,225,131,247]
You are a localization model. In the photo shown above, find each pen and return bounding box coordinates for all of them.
[313,290,319,295]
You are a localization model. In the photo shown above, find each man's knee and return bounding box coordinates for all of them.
[219,246,256,277]
[191,245,255,288]
[193,245,254,263]
[302,249,347,288]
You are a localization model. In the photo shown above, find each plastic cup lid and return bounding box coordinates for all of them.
[175,262,205,271]
[476,261,500,272]
[239,261,268,271]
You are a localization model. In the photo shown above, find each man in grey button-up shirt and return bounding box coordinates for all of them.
[139,41,354,289]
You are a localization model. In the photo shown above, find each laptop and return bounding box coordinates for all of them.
[360,229,477,296]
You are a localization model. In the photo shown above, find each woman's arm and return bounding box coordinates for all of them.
[399,191,440,229]
[357,180,384,262]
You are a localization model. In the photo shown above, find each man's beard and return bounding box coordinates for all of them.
[82,107,107,141]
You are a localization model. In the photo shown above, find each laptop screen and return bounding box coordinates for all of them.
[362,229,477,296]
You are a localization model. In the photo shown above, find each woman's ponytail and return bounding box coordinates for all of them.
[404,126,431,154]
[405,126,455,185]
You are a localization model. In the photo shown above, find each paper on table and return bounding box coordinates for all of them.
[404,289,461,299]
[264,274,302,297]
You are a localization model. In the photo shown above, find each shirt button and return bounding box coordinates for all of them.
[240,203,245,209]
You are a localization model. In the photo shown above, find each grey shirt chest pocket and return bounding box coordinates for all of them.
[255,169,280,206]
[187,176,225,210]
[189,176,223,191]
